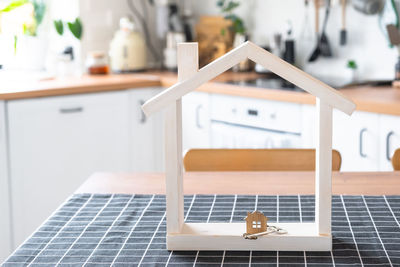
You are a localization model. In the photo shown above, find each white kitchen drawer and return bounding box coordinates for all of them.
[8,91,131,248]
[378,114,400,171]
[129,87,165,171]
[333,110,379,171]
[0,101,12,262]
[210,94,301,134]
[182,92,211,152]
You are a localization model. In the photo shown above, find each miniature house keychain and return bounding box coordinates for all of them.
[243,211,287,240]
[142,41,356,251]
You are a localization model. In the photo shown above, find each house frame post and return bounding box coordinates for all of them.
[165,43,198,234]
[315,98,333,236]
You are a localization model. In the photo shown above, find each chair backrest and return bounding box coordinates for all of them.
[183,148,342,171]
[392,148,400,170]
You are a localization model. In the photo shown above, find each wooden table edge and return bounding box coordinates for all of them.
[76,171,400,195]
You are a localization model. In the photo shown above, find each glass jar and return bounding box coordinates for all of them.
[86,51,109,75]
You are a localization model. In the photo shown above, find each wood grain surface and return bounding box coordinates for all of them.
[183,149,342,171]
[0,74,161,100]
[76,171,400,195]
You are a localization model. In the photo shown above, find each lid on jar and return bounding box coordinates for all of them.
[88,51,106,59]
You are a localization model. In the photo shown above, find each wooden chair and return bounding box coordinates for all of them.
[183,148,342,171]
[392,148,400,170]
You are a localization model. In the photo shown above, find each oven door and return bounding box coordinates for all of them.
[211,121,302,149]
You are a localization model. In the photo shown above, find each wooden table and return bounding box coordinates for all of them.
[76,171,400,195]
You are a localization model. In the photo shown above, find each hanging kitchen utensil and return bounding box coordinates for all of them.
[386,24,400,81]
[340,0,347,45]
[308,0,321,62]
[386,24,400,50]
[320,0,332,57]
[379,0,400,47]
[352,0,385,15]
[299,0,314,67]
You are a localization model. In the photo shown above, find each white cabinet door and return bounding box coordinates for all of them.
[182,92,211,153]
[8,91,131,247]
[379,114,400,171]
[130,87,164,171]
[300,104,316,148]
[333,111,379,171]
[0,101,12,262]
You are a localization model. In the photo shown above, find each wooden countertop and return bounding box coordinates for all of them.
[2,70,400,116]
[158,72,400,116]
[0,73,161,100]
[76,171,400,195]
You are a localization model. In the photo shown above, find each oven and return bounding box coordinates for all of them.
[210,94,302,149]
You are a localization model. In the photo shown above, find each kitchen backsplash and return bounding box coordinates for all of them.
[7,0,396,81]
[191,0,398,82]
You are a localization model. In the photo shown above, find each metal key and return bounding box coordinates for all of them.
[243,226,288,240]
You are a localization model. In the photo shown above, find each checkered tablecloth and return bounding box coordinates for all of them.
[2,194,400,266]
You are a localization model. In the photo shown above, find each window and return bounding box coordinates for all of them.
[252,220,261,229]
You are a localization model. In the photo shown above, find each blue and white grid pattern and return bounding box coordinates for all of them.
[2,194,400,266]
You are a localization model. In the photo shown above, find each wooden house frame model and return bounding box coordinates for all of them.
[142,41,356,251]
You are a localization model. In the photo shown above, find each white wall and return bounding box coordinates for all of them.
[78,0,161,67]
[191,0,398,82]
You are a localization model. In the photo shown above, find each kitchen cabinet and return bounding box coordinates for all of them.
[0,101,12,262]
[333,111,380,171]
[129,88,164,171]
[8,91,132,248]
[182,92,211,152]
[302,105,382,171]
[379,114,400,171]
[3,87,164,253]
[300,104,316,148]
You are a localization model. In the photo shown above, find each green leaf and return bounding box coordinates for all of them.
[347,60,358,70]
[222,1,240,12]
[53,19,63,35]
[0,0,28,13]
[67,17,83,40]
[221,28,226,36]
[13,35,17,54]
[31,0,46,26]
[216,0,225,7]
[23,21,37,36]
[224,14,245,34]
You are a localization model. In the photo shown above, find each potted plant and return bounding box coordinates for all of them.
[347,59,358,83]
[217,0,250,71]
[217,0,246,45]
[52,17,83,76]
[0,0,47,70]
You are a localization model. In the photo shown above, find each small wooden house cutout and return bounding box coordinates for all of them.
[245,211,268,235]
[142,41,356,251]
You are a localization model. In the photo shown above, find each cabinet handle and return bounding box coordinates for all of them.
[139,100,146,124]
[196,105,204,129]
[359,128,367,158]
[59,107,83,113]
[386,131,395,161]
[247,109,258,116]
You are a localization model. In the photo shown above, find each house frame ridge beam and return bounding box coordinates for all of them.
[246,41,355,115]
[142,42,249,116]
